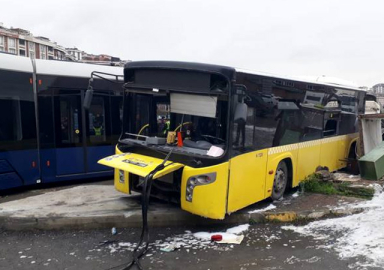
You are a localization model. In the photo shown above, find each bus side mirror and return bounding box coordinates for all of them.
[83,88,94,110]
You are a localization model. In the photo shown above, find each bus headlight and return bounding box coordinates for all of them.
[186,172,216,202]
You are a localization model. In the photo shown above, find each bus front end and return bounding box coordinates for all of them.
[99,61,235,219]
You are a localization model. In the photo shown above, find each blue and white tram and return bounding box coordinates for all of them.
[0,53,123,190]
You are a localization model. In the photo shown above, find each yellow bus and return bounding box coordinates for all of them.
[98,61,366,219]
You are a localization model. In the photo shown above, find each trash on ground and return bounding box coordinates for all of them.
[333,173,361,183]
[194,224,249,245]
[160,242,179,252]
[211,234,222,241]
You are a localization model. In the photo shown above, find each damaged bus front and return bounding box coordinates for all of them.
[99,62,236,219]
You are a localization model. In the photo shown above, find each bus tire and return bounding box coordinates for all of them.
[271,161,288,201]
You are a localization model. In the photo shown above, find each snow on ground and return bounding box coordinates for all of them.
[226,224,250,234]
[283,184,384,269]
[248,204,276,214]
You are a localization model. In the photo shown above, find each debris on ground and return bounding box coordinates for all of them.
[333,173,361,183]
[104,224,251,254]
[301,171,377,199]
[193,224,249,245]
[315,167,334,182]
[160,243,178,252]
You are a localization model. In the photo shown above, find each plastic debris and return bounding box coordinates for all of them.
[217,234,244,244]
[160,243,178,252]
[111,227,117,235]
[211,234,223,241]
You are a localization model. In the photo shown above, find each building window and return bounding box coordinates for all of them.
[19,49,26,56]
[28,41,35,58]
[48,46,53,52]
[8,38,16,54]
[0,36,4,51]
[19,39,25,46]
[286,82,295,87]
[40,44,46,59]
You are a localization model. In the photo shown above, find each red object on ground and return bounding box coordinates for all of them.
[211,234,223,241]
[177,131,183,147]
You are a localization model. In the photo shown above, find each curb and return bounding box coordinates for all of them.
[0,206,365,231]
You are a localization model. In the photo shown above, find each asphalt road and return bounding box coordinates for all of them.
[0,223,380,270]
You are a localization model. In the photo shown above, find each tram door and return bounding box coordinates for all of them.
[39,89,121,180]
[55,90,85,175]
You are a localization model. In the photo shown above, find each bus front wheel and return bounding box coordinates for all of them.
[271,161,288,200]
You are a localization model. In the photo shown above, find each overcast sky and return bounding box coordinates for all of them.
[1,0,383,87]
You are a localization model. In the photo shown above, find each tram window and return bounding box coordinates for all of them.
[0,98,22,141]
[88,97,106,143]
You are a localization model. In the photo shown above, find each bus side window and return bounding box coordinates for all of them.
[323,112,340,137]
[323,100,341,137]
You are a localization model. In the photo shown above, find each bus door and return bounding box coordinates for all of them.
[54,90,85,175]
[227,102,268,213]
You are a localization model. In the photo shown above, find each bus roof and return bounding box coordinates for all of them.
[124,60,364,92]
[124,61,236,81]
[235,67,363,92]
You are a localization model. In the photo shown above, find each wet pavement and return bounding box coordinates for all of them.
[0,223,381,270]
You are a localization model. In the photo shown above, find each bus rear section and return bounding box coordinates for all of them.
[99,61,365,219]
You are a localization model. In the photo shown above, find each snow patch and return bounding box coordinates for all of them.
[248,204,276,214]
[226,224,250,234]
[283,184,384,268]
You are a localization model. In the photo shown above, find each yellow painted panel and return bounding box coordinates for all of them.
[320,136,347,172]
[297,140,321,181]
[114,168,130,194]
[227,149,268,213]
[98,153,184,179]
[181,162,229,219]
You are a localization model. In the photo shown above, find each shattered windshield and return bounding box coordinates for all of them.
[120,90,228,157]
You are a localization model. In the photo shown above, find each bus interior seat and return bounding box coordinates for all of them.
[323,119,338,136]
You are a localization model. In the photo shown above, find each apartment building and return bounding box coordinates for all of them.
[0,23,67,60]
